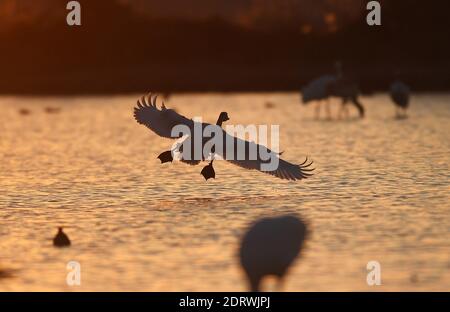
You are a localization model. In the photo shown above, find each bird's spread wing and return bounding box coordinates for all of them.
[222,136,314,181]
[134,93,194,138]
[228,157,314,181]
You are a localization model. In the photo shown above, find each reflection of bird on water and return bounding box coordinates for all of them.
[53,227,71,247]
[239,215,308,292]
[134,93,314,181]
[301,62,365,119]
[390,77,411,119]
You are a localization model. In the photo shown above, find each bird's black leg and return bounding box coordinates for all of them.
[157,150,173,164]
[315,101,321,120]
[325,99,332,120]
[201,159,216,181]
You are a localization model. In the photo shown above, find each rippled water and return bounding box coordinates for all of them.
[0,93,449,291]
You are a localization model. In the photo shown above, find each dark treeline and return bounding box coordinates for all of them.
[1,0,449,94]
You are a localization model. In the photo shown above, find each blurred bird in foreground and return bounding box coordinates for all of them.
[239,215,308,291]
[53,227,71,247]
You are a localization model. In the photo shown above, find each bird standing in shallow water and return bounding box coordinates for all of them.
[239,215,308,292]
[53,227,71,247]
[301,62,365,119]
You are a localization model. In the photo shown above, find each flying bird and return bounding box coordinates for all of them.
[239,215,308,291]
[134,93,314,181]
[390,80,411,118]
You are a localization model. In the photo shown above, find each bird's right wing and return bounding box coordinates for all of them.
[222,136,314,181]
[134,93,194,139]
[228,156,314,181]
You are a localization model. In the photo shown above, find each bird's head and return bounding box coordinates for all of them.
[58,227,63,232]
[219,112,230,122]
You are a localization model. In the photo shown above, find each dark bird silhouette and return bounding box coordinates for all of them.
[134,93,314,181]
[239,215,308,292]
[301,74,336,119]
[301,62,365,119]
[200,161,216,180]
[53,227,71,247]
[390,79,411,118]
[199,111,229,180]
[157,150,174,164]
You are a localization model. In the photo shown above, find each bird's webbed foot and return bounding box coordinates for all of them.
[157,150,174,164]
[201,161,216,181]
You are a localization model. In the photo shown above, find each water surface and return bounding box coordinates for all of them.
[0,93,449,291]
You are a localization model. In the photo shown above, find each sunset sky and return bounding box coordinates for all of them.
[0,0,365,31]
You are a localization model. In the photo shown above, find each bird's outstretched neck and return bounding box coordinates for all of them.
[216,112,230,127]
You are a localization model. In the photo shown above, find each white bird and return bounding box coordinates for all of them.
[239,215,308,291]
[134,93,314,181]
[390,80,411,118]
[301,62,365,119]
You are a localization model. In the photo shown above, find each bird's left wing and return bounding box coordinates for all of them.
[134,93,194,139]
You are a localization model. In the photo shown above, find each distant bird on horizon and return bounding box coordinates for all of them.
[45,107,61,114]
[390,79,411,118]
[18,108,31,116]
[301,62,365,119]
[239,215,308,292]
[53,227,71,247]
[134,93,314,181]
